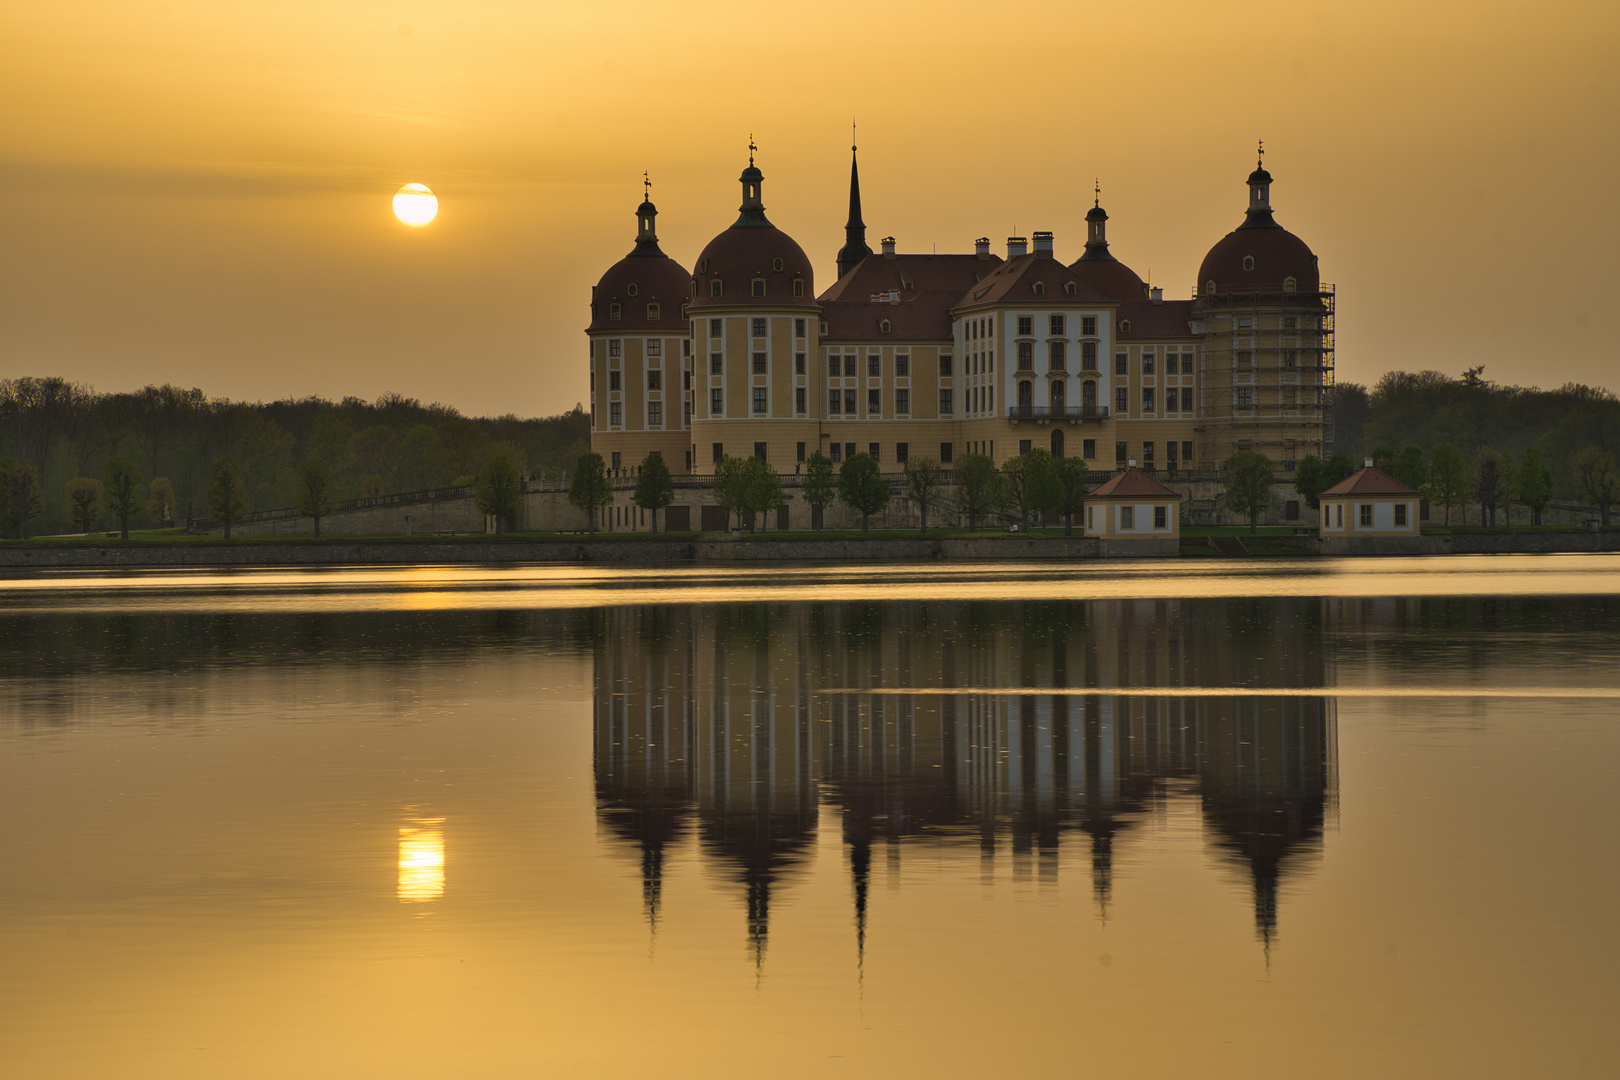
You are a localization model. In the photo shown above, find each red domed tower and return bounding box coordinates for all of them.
[587,183,694,477]
[1193,147,1335,479]
[686,144,821,477]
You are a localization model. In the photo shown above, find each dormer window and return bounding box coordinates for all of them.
[710,279,724,298]
[647,303,660,320]
[751,279,766,297]
[792,278,804,298]
[626,283,638,297]
[698,258,710,274]
[1283,276,1297,293]
[1204,279,1216,295]
[1242,255,1255,271]
[1032,281,1046,296]
[771,257,784,272]
[1119,319,1132,333]
[880,319,891,334]
[1064,281,1077,295]
[609,303,622,321]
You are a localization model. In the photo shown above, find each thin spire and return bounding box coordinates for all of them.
[643,171,651,202]
[1257,138,1265,169]
[748,134,756,166]
[836,137,873,279]
[1094,178,1100,208]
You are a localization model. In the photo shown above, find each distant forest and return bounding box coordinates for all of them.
[0,379,588,536]
[1329,367,1620,503]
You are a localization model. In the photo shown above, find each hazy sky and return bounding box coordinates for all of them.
[3,1,1616,418]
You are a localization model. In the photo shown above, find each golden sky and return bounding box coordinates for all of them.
[2,1,1616,416]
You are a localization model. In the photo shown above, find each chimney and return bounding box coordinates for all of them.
[1032,231,1055,257]
[881,236,896,259]
[974,236,992,259]
[1150,286,1163,304]
[1006,236,1028,258]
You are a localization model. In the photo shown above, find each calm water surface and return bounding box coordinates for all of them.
[2,556,1618,1078]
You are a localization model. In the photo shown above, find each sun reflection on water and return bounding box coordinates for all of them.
[398,818,445,902]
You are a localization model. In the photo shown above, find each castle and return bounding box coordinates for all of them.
[587,143,1333,485]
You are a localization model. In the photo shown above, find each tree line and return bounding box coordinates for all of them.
[0,377,588,537]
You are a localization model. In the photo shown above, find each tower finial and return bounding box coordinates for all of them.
[852,117,857,153]
[643,171,650,201]
[1094,178,1100,208]
[748,134,756,166]
[1258,138,1264,169]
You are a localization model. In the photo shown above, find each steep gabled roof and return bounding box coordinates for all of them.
[1320,466,1420,497]
[953,254,1116,310]
[820,253,999,341]
[1089,466,1181,499]
[1115,299,1196,341]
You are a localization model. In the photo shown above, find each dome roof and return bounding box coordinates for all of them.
[1197,227,1319,295]
[588,197,691,333]
[688,159,817,310]
[1069,256,1146,301]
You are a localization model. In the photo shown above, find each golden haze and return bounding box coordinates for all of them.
[1,1,1616,415]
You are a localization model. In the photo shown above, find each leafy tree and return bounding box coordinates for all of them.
[1222,450,1275,533]
[1055,457,1089,534]
[148,477,176,527]
[567,451,612,531]
[101,455,145,541]
[837,452,890,530]
[362,474,386,497]
[632,452,675,532]
[1392,444,1429,492]
[713,456,750,531]
[953,453,1004,529]
[295,455,336,536]
[741,456,785,530]
[1293,452,1355,511]
[207,456,251,539]
[801,452,836,529]
[1428,443,1470,526]
[1002,448,1062,526]
[65,478,102,533]
[432,417,492,484]
[475,451,523,534]
[1515,447,1553,526]
[349,425,400,491]
[400,424,438,490]
[901,456,943,531]
[1474,446,1509,527]
[1573,446,1619,526]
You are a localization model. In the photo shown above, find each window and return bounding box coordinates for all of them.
[1395,503,1408,527]
[1142,441,1155,463]
[1049,314,1064,336]
[1168,442,1179,465]
[611,452,622,471]
[895,354,909,376]
[683,400,691,425]
[1049,340,1066,370]
[1183,441,1193,462]
[1017,316,1033,335]
[753,352,767,374]
[940,442,953,463]
[747,387,763,413]
[987,317,994,334]
[710,318,723,337]
[940,354,953,376]
[1142,388,1155,412]
[868,354,881,377]
[713,442,724,463]
[751,318,766,337]
[1284,350,1297,368]
[1032,281,1045,295]
[1017,341,1033,369]
[1237,317,1253,329]
[610,303,622,320]
[1285,500,1300,521]
[754,442,767,460]
[880,319,891,334]
[1283,317,1298,330]
[889,442,906,465]
[939,389,953,414]
[795,352,806,374]
[1336,503,1343,527]
[1019,439,1032,454]
[1181,387,1194,411]
[1237,387,1254,407]
[1115,387,1128,413]
[1115,353,1128,375]
[1119,319,1131,333]
[793,318,805,338]
[896,389,910,413]
[1182,354,1194,375]
[869,443,880,461]
[1142,351,1155,374]
[829,390,841,414]
[1120,506,1134,529]
[609,339,622,358]
[1359,504,1373,527]
[710,389,723,414]
[844,356,857,376]
[626,284,638,297]
[648,339,662,357]
[1082,341,1097,370]
[795,387,806,413]
[647,370,662,390]
[1242,255,1255,271]
[830,443,842,463]
[648,401,662,426]
[710,279,723,297]
[609,402,622,426]
[1082,316,1096,336]
[710,352,722,375]
[845,389,857,413]
[647,303,660,320]
[1083,439,1096,459]
[797,442,807,462]
[609,370,622,391]
[792,279,804,297]
[771,257,783,272]
[1115,441,1127,462]
[1154,505,1167,529]
[868,389,880,413]
[751,279,766,297]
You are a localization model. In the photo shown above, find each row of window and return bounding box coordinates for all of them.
[705,317,811,339]
[702,277,807,298]
[606,303,663,321]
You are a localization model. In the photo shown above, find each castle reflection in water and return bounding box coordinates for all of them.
[592,598,1336,962]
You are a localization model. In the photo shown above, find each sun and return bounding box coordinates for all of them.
[392,183,438,227]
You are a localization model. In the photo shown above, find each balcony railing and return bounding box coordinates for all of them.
[1006,405,1110,421]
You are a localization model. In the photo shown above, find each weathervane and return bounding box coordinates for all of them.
[1258,138,1265,168]
[1094,178,1100,208]
[852,118,857,153]
[643,171,651,201]
[748,134,756,166]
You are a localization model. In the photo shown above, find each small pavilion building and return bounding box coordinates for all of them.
[1085,464,1181,556]
[1318,461,1422,553]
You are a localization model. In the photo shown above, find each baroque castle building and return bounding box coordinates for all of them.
[587,145,1334,480]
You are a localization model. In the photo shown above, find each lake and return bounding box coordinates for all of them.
[2,556,1618,1078]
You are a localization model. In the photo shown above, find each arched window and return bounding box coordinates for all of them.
[1049,381,1065,409]
[1082,380,1097,408]
[792,278,804,297]
[1048,340,1066,370]
[710,280,723,298]
[879,319,891,334]
[1283,276,1297,293]
[1119,319,1131,333]
[647,303,660,320]
[1018,380,1033,410]
[1204,279,1216,295]
[1051,428,1064,457]
[609,303,622,320]
[751,279,766,297]
[1032,281,1046,296]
